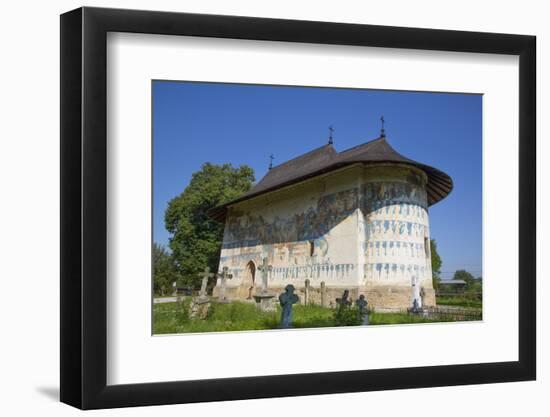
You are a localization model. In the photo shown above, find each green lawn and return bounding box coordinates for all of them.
[367,311,455,325]
[436,296,482,309]
[153,300,467,334]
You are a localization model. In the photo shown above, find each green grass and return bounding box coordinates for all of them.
[153,300,471,334]
[287,304,335,328]
[436,296,482,309]
[368,311,454,325]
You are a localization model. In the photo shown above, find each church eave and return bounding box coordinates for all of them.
[208,158,453,223]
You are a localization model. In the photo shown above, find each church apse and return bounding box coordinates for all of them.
[360,166,434,305]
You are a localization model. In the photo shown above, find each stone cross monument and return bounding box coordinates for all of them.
[190,267,215,319]
[217,266,233,302]
[279,284,300,328]
[411,276,422,311]
[355,294,369,325]
[254,257,275,311]
[198,267,215,299]
[257,257,272,294]
[304,279,311,305]
[320,281,327,307]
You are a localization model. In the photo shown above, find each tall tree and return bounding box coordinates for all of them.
[165,163,254,288]
[153,243,178,296]
[430,239,442,289]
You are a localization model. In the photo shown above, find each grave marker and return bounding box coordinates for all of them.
[217,266,233,301]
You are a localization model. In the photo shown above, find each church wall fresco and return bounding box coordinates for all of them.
[222,187,359,247]
[361,179,433,287]
[219,212,361,285]
[218,169,362,292]
[216,164,435,307]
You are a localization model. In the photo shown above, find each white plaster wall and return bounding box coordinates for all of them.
[218,166,363,291]
[362,165,433,288]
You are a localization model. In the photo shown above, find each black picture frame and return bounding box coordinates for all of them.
[60,6,536,410]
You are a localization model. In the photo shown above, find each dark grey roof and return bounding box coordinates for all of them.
[208,136,453,222]
[337,137,454,204]
[440,280,467,285]
[240,144,338,199]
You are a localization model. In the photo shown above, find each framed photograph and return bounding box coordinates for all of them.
[60,6,536,410]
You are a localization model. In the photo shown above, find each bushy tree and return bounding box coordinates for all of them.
[453,269,475,286]
[430,239,442,289]
[153,243,179,296]
[453,269,481,295]
[165,163,254,288]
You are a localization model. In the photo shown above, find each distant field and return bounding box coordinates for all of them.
[153,300,477,334]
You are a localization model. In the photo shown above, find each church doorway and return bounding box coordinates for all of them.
[240,261,256,299]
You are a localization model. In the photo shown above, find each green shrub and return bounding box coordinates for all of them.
[333,304,363,326]
[176,298,190,325]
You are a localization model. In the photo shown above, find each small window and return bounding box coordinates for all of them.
[309,240,315,257]
[424,237,430,258]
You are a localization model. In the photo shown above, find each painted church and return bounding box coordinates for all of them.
[208,128,452,310]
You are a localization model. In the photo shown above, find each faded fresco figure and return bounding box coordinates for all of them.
[279,284,300,328]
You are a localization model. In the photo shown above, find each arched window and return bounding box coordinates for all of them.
[309,240,315,257]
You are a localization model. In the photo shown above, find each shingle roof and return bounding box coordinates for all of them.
[239,144,338,199]
[208,136,453,222]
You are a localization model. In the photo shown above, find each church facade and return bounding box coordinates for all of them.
[208,133,452,310]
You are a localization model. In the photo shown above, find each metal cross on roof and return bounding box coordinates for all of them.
[269,154,274,170]
[328,125,335,145]
[380,116,386,137]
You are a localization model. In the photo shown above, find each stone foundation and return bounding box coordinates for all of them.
[362,286,436,310]
[213,284,436,311]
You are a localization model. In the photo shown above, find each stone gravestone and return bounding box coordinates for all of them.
[304,279,310,305]
[254,257,275,311]
[198,268,211,299]
[217,266,233,302]
[258,257,271,294]
[279,284,300,328]
[355,294,369,325]
[320,281,327,307]
[189,267,214,319]
[336,289,352,307]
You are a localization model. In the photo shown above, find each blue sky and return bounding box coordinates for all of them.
[153,81,482,279]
